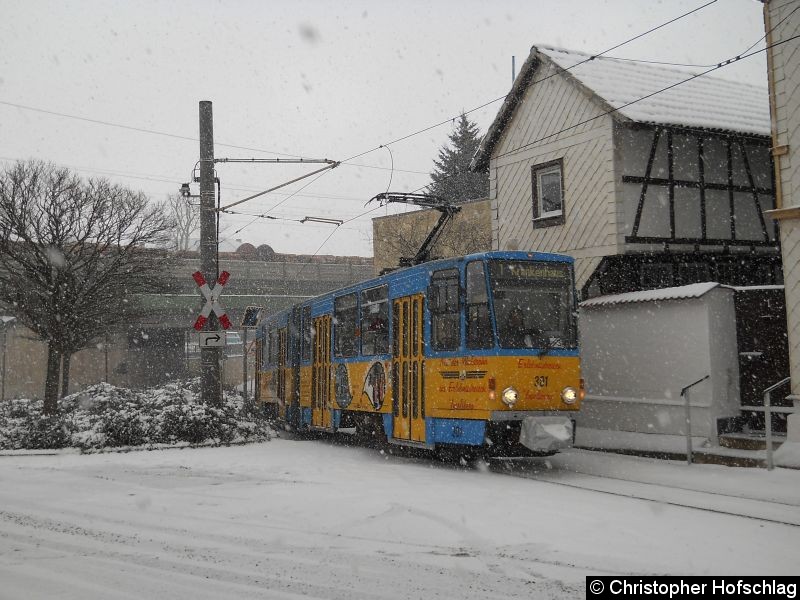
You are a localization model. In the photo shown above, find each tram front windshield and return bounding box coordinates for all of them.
[489,260,576,350]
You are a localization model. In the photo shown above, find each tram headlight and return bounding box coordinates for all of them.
[561,386,578,404]
[501,387,518,408]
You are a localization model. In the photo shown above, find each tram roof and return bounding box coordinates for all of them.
[258,250,573,330]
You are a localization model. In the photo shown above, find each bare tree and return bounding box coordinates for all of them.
[166,193,199,251]
[0,160,175,414]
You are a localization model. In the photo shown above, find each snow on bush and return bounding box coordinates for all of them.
[0,380,272,451]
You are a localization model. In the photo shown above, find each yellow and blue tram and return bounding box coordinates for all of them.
[255,250,583,457]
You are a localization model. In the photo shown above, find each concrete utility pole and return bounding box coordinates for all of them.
[199,100,222,406]
[242,328,248,404]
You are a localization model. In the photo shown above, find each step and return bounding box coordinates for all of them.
[691,449,766,468]
[577,446,768,468]
[718,432,786,451]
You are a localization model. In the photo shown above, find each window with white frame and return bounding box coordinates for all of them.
[532,160,564,226]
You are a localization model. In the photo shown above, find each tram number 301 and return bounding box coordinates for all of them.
[534,376,549,388]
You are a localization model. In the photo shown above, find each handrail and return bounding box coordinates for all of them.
[740,405,795,414]
[763,377,790,471]
[764,376,791,395]
[681,374,709,465]
[681,374,710,398]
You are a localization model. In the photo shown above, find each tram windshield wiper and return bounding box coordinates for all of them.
[537,336,555,358]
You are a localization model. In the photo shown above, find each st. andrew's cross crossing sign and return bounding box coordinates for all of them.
[192,270,232,331]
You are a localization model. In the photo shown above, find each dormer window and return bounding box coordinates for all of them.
[532,159,565,227]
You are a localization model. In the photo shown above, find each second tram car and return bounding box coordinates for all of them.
[255,250,583,457]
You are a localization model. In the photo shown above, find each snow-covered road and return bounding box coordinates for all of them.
[0,439,797,599]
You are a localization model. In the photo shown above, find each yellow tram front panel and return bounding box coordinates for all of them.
[424,355,581,419]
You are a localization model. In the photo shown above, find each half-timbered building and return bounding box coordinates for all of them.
[472,46,791,439]
[472,45,781,299]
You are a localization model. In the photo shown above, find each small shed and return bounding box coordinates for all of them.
[577,282,741,439]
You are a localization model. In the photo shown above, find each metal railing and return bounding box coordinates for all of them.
[741,377,791,470]
[681,375,710,465]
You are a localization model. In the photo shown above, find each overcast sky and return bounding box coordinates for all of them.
[0,0,768,257]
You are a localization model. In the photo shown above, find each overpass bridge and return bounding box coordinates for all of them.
[1,250,374,399]
[138,254,375,329]
[128,252,375,388]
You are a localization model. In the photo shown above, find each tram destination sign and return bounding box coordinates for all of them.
[497,261,568,281]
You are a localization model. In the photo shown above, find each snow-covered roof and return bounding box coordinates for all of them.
[541,46,770,136]
[580,282,721,308]
[472,45,770,171]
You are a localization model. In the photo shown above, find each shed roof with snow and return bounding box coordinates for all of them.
[579,282,721,308]
[579,282,787,309]
[472,45,770,170]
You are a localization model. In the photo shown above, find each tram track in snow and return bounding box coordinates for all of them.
[490,457,800,528]
[285,431,800,527]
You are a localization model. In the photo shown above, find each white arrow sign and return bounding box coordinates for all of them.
[199,331,226,348]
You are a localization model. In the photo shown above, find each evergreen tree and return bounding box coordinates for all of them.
[429,113,489,203]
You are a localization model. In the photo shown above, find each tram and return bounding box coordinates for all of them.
[255,250,583,457]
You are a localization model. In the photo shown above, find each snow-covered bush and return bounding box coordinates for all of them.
[0,399,69,449]
[160,402,228,444]
[0,380,272,451]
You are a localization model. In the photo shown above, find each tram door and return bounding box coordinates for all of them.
[311,316,332,429]
[392,295,426,442]
[277,328,287,418]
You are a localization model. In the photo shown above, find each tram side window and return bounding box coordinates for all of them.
[429,268,460,351]
[334,293,358,358]
[361,285,389,356]
[300,306,313,363]
[466,261,492,349]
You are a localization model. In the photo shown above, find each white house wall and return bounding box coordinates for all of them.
[770,0,800,204]
[705,288,742,420]
[768,0,800,436]
[489,60,618,291]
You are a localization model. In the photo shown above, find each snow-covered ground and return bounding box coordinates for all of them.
[0,438,798,599]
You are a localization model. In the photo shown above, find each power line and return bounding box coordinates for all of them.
[282,0,724,264]
[0,156,403,205]
[345,162,427,176]
[602,4,798,71]
[337,0,720,166]
[2,0,722,183]
[2,1,720,222]
[0,100,430,178]
[294,205,384,279]
[493,37,797,162]
[219,166,337,244]
[0,99,304,159]
[408,34,798,197]
[3,0,725,257]
[278,0,723,262]
[382,145,394,194]
[222,207,372,222]
[219,207,365,227]
[0,156,183,187]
